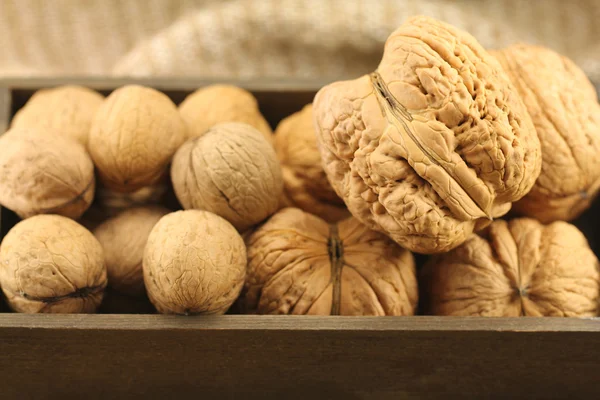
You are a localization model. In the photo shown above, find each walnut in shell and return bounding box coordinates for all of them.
[10,85,104,147]
[171,122,283,232]
[421,218,600,317]
[244,208,418,315]
[0,128,95,219]
[179,84,272,142]
[0,215,107,313]
[274,104,349,223]
[93,206,170,296]
[143,210,246,315]
[88,85,186,193]
[313,16,541,254]
[493,44,600,222]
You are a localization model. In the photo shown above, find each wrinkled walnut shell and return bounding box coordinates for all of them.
[274,104,349,223]
[313,16,541,254]
[179,84,272,142]
[171,122,283,232]
[89,85,186,193]
[143,210,247,315]
[10,85,104,147]
[421,218,600,317]
[493,44,600,223]
[243,208,418,315]
[0,128,95,220]
[93,206,170,296]
[0,215,107,313]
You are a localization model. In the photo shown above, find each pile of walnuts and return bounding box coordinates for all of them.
[0,16,598,318]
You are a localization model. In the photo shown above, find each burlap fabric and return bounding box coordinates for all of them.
[1,0,599,82]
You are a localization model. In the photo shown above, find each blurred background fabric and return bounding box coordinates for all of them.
[1,0,600,82]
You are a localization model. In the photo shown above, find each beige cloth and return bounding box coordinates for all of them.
[1,0,600,82]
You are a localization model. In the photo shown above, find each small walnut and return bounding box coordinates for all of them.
[0,215,107,313]
[243,208,418,315]
[171,122,283,232]
[493,44,600,222]
[421,218,600,317]
[93,206,170,296]
[313,16,541,254]
[88,85,186,193]
[10,85,104,147]
[0,128,95,219]
[274,104,349,223]
[96,175,171,217]
[143,210,246,315]
[179,84,272,142]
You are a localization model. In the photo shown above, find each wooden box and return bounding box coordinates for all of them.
[0,78,598,400]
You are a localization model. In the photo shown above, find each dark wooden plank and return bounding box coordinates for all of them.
[0,315,598,399]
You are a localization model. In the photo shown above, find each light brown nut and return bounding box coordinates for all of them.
[143,210,246,315]
[493,44,600,223]
[171,122,283,232]
[93,206,170,296]
[89,85,186,193]
[0,215,107,313]
[10,85,104,147]
[243,207,418,316]
[313,16,541,254]
[0,128,95,220]
[179,84,272,142]
[421,218,600,317]
[274,104,349,223]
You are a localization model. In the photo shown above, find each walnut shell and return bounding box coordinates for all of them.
[0,215,107,313]
[10,85,104,147]
[143,210,246,315]
[171,122,283,232]
[274,104,349,223]
[493,44,600,223]
[421,218,600,317]
[88,85,186,193]
[313,16,541,254]
[179,84,272,142]
[0,128,95,219]
[93,206,170,296]
[243,208,418,315]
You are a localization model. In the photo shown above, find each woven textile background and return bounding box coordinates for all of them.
[1,0,600,82]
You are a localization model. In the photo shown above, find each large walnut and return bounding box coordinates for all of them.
[313,16,541,254]
[171,122,283,232]
[10,85,104,147]
[93,206,169,296]
[89,85,186,193]
[243,208,418,315]
[143,210,246,315]
[493,44,600,223]
[0,128,95,219]
[0,215,107,313]
[274,104,349,223]
[179,84,272,142]
[421,218,600,317]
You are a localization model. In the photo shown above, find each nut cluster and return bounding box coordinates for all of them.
[0,15,598,318]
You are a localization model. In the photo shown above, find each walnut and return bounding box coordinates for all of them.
[93,206,170,296]
[313,16,541,254]
[143,210,246,315]
[88,85,186,193]
[179,84,272,142]
[0,128,95,219]
[171,122,283,232]
[10,85,104,147]
[274,104,349,223]
[421,218,600,317]
[0,215,107,313]
[243,208,418,315]
[492,44,600,223]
